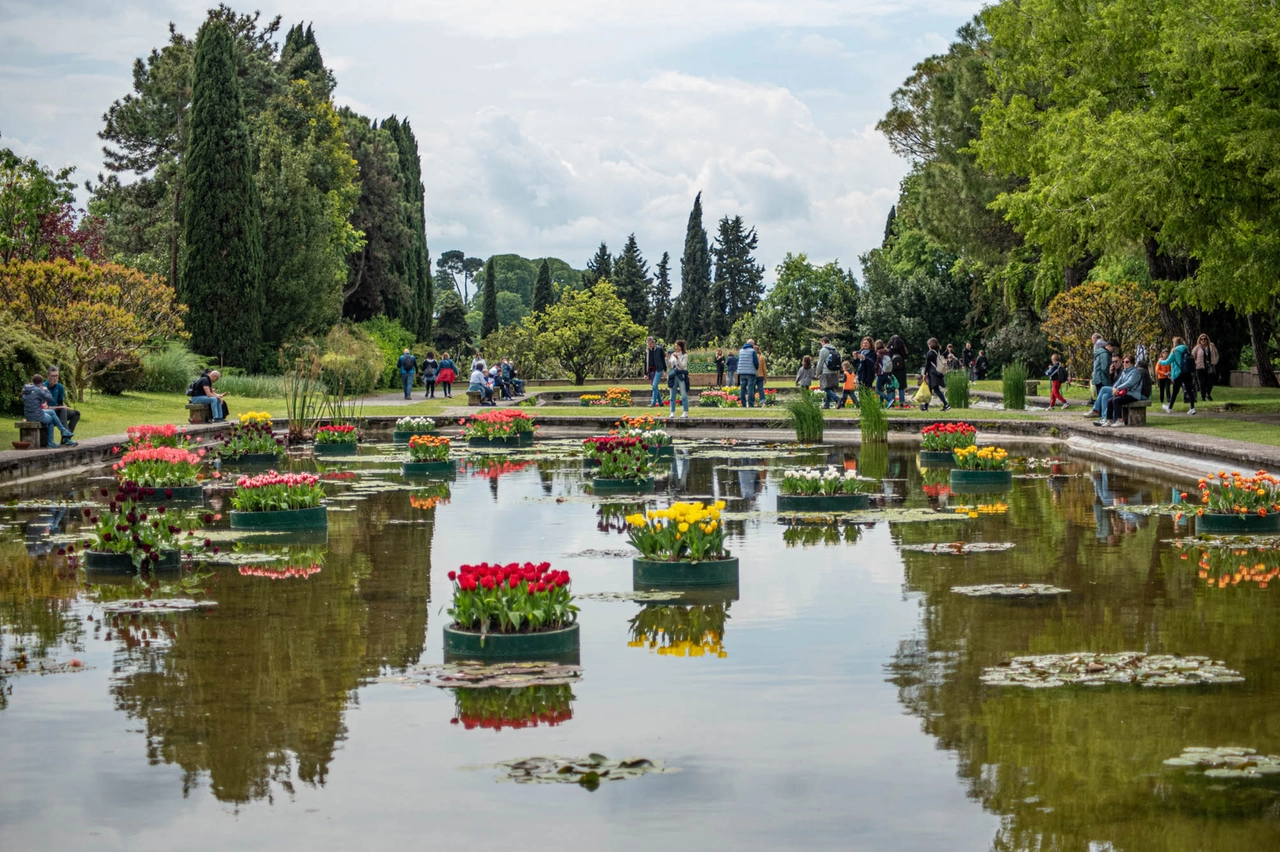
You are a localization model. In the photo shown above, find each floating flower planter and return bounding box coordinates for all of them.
[216,413,285,463]
[459,410,537,448]
[626,501,736,588]
[950,446,1013,492]
[1196,513,1280,535]
[75,481,212,575]
[403,460,456,477]
[84,548,181,574]
[632,557,739,587]
[112,445,207,502]
[228,471,327,530]
[393,416,438,443]
[919,422,976,466]
[403,435,453,477]
[445,562,579,662]
[467,435,522,448]
[313,424,359,455]
[583,435,654,491]
[593,477,655,492]
[313,442,359,457]
[776,493,870,512]
[1184,470,1280,536]
[950,469,1014,488]
[918,451,958,466]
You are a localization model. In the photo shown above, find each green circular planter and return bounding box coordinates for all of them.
[517,431,536,446]
[648,444,675,458]
[1196,512,1280,535]
[443,622,580,662]
[402,460,456,477]
[222,451,281,466]
[633,557,740,587]
[230,505,328,530]
[132,484,204,502]
[393,430,439,443]
[314,442,359,456]
[83,548,181,574]
[592,477,655,492]
[777,493,870,512]
[919,450,961,465]
[581,457,601,468]
[950,469,1013,490]
[466,435,522,448]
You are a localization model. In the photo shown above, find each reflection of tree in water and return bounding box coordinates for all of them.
[781,520,863,548]
[109,489,435,803]
[0,537,85,711]
[886,474,1280,850]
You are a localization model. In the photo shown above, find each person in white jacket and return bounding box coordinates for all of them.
[667,339,690,418]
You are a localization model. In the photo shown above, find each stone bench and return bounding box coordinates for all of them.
[13,420,48,448]
[1122,399,1152,426]
[186,402,213,424]
[466,391,483,406]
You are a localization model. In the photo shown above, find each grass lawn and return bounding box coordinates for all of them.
[971,379,1280,411]
[1147,418,1280,448]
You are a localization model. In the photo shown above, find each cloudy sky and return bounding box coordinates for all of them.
[0,0,982,285]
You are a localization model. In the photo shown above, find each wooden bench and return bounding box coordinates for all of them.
[466,391,483,406]
[1122,399,1152,426]
[186,402,213,424]
[13,420,48,448]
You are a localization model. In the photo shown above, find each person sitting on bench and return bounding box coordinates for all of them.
[22,374,76,448]
[44,366,79,444]
[1097,355,1146,427]
[189,369,228,421]
[469,365,495,405]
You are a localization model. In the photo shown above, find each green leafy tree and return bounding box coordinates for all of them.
[180,18,264,367]
[611,233,651,325]
[432,290,471,356]
[280,22,333,96]
[729,253,858,361]
[670,192,712,344]
[650,252,673,339]
[480,257,499,338]
[1041,280,1162,381]
[0,147,76,264]
[435,250,464,297]
[532,258,553,315]
[710,215,765,338]
[534,281,645,384]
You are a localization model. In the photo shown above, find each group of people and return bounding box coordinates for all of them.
[21,367,79,448]
[466,353,525,406]
[397,350,460,399]
[1083,331,1220,427]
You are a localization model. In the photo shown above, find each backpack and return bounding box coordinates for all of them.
[1140,368,1153,399]
[1180,347,1194,376]
[891,353,905,372]
[934,352,949,375]
[879,354,893,375]
[825,348,841,372]
[185,378,200,397]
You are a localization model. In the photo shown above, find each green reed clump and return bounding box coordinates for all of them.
[139,343,205,393]
[1002,363,1028,410]
[783,390,825,444]
[859,392,888,441]
[945,372,970,409]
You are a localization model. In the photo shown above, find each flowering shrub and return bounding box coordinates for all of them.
[408,434,451,462]
[447,561,577,634]
[628,604,727,658]
[126,423,192,449]
[698,390,741,408]
[459,409,536,439]
[602,387,632,407]
[114,446,205,487]
[626,501,728,562]
[921,422,977,451]
[1186,545,1280,589]
[238,411,272,426]
[953,446,1010,470]
[231,470,325,512]
[80,482,209,567]
[451,685,574,730]
[1192,470,1280,517]
[582,435,652,480]
[396,416,436,433]
[315,424,359,444]
[218,420,282,458]
[579,393,602,404]
[780,467,876,496]
[612,415,672,447]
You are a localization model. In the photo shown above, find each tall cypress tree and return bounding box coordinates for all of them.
[180,18,264,367]
[583,242,612,287]
[385,116,431,341]
[480,256,499,338]
[651,252,673,339]
[711,215,765,336]
[532,258,553,315]
[672,192,711,344]
[612,233,650,324]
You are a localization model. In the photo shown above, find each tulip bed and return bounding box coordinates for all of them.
[1194,470,1280,517]
[315,424,358,444]
[231,471,325,511]
[921,422,977,451]
[583,435,652,480]
[953,446,1010,470]
[126,422,194,450]
[626,501,728,562]
[779,467,876,496]
[217,417,283,458]
[408,435,451,462]
[113,445,206,487]
[79,481,210,569]
[447,562,577,634]
[459,409,536,440]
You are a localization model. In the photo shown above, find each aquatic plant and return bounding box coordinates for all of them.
[945,372,970,409]
[1002,363,1028,410]
[782,389,824,443]
[859,392,888,441]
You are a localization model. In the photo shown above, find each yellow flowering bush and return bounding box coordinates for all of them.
[626,501,728,562]
[953,445,1010,470]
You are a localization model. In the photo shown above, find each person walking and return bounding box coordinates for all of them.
[736,339,760,407]
[838,360,859,408]
[961,342,975,380]
[1154,349,1171,404]
[645,337,667,408]
[1192,334,1219,402]
[856,337,877,398]
[1090,334,1112,402]
[795,355,815,391]
[974,349,989,381]
[43,367,80,442]
[397,349,418,400]
[667,339,691,418]
[1045,354,1069,409]
[817,336,842,409]
[22,374,76,448]
[755,348,768,406]
[714,348,726,387]
[421,353,439,399]
[1159,336,1197,415]
[437,353,457,399]
[887,334,910,407]
[922,338,951,412]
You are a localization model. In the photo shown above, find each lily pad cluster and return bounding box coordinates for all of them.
[377,661,582,689]
[577,590,685,602]
[901,541,1016,555]
[101,598,218,614]
[1163,746,1280,779]
[485,754,678,789]
[981,653,1245,688]
[952,584,1069,597]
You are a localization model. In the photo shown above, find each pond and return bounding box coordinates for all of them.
[1,440,1278,851]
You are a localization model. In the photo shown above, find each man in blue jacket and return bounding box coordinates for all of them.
[1095,355,1146,427]
[397,349,418,400]
[736,340,759,407]
[22,374,76,448]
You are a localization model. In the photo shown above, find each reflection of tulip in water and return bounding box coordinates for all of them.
[1186,545,1280,589]
[450,684,574,730]
[239,564,322,580]
[469,460,535,479]
[628,604,730,658]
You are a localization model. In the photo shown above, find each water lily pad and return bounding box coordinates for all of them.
[952,584,1070,597]
[902,542,1016,555]
[100,598,217,614]
[578,591,686,602]
[981,652,1244,689]
[564,549,633,559]
[481,754,679,786]
[375,661,582,689]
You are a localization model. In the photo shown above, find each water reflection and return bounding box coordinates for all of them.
[449,684,574,731]
[627,602,730,659]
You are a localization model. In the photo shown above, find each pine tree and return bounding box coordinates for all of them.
[711,215,765,336]
[650,252,673,338]
[385,116,431,341]
[433,290,472,355]
[480,256,499,338]
[583,242,612,287]
[883,205,897,246]
[612,233,651,324]
[532,258,553,315]
[180,18,264,367]
[671,193,712,344]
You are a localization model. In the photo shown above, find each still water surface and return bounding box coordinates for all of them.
[1,442,1278,851]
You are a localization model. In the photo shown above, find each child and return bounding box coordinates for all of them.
[877,372,899,407]
[1155,349,1171,403]
[839,360,859,408]
[1045,354,1069,409]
